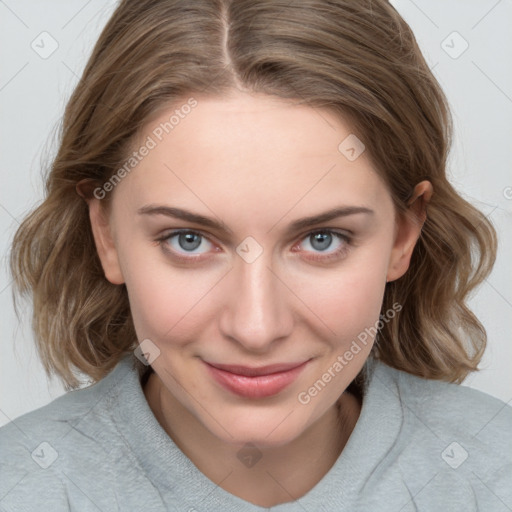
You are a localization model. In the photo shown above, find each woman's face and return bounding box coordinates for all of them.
[89,91,423,447]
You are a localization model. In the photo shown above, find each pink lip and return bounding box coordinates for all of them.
[204,360,310,399]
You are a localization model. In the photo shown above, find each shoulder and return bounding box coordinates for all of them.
[370,360,512,510]
[0,354,135,450]
[0,356,140,510]
[389,362,512,444]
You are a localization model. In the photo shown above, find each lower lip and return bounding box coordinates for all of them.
[204,361,309,399]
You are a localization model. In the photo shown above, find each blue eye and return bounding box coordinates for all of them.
[160,230,213,256]
[156,228,351,263]
[299,229,350,261]
[303,231,337,252]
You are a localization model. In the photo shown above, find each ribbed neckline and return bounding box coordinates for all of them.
[108,354,403,510]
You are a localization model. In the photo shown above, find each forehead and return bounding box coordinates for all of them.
[113,92,391,222]
[139,92,359,164]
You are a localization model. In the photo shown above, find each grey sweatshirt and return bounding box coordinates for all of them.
[1,354,511,511]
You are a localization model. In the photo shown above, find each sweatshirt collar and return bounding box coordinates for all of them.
[110,354,403,511]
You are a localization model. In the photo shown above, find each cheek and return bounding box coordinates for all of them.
[120,244,223,341]
[116,241,177,337]
[291,249,389,340]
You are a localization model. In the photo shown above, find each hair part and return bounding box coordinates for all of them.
[10,0,497,388]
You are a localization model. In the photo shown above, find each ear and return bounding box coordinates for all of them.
[386,180,433,283]
[77,181,125,285]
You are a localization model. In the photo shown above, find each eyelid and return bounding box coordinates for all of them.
[295,226,353,240]
[158,227,351,249]
[156,226,355,266]
[291,228,351,256]
[158,228,220,246]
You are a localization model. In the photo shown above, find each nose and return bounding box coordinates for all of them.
[219,252,294,353]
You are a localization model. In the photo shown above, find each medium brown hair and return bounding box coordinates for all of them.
[10,0,497,388]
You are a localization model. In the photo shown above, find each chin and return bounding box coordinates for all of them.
[202,407,313,448]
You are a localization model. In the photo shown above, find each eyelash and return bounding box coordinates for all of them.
[155,228,353,264]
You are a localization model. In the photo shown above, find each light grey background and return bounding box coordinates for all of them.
[1,0,511,427]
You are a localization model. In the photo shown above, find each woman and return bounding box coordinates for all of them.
[1,0,511,510]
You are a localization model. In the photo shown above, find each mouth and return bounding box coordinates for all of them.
[203,360,311,399]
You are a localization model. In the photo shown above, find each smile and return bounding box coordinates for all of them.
[203,360,311,399]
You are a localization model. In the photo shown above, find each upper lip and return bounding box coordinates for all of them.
[204,360,309,377]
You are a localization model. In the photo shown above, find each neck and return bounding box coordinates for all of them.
[143,371,361,507]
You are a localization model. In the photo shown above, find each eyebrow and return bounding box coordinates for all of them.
[137,204,374,235]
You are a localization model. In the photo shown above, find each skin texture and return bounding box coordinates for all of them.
[85,90,432,507]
